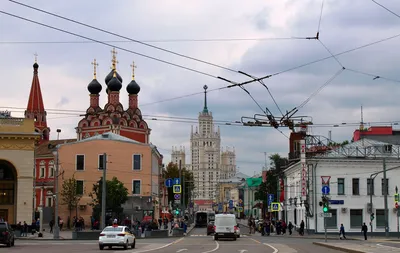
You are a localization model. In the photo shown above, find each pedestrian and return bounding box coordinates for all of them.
[299,220,305,236]
[49,220,54,233]
[288,222,293,235]
[22,221,28,237]
[339,224,346,239]
[362,222,368,240]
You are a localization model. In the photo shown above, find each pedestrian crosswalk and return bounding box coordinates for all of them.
[190,234,248,237]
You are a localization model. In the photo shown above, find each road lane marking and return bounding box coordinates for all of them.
[249,238,261,244]
[263,243,279,253]
[201,241,219,253]
[238,250,248,253]
[129,237,185,253]
[176,249,188,252]
[377,243,400,249]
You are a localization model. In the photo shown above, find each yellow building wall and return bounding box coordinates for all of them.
[0,118,38,224]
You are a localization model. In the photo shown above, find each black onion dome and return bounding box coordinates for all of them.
[87,79,102,94]
[126,79,140,95]
[108,76,122,92]
[105,69,123,84]
[33,62,39,69]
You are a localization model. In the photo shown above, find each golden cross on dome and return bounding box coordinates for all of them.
[110,48,118,70]
[91,59,99,79]
[34,52,38,63]
[130,61,137,80]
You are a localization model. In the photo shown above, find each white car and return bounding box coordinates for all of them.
[99,225,136,250]
[213,214,238,241]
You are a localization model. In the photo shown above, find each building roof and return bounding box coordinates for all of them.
[35,139,76,157]
[57,132,162,157]
[219,172,250,183]
[26,63,45,113]
[319,138,400,159]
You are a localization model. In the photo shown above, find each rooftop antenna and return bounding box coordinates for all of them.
[360,105,364,131]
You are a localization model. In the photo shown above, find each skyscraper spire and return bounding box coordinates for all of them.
[203,85,208,113]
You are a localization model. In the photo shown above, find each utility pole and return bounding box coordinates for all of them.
[396,186,399,239]
[383,159,389,238]
[53,148,60,239]
[101,153,107,229]
[179,159,182,217]
[182,169,186,214]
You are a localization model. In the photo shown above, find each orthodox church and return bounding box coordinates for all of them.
[77,48,150,143]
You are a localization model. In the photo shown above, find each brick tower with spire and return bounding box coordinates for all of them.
[24,58,50,145]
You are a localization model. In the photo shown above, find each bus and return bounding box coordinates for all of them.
[195,211,208,227]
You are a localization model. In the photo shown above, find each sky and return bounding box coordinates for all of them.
[1,0,400,176]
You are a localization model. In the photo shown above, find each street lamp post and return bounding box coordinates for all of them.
[52,147,60,239]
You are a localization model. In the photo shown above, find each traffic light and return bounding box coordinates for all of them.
[395,193,399,202]
[395,202,399,209]
[370,213,375,221]
[175,209,180,215]
[323,202,329,213]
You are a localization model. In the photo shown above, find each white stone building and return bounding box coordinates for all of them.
[171,146,186,168]
[284,138,400,234]
[170,85,236,204]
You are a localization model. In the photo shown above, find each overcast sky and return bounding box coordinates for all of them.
[1,0,400,176]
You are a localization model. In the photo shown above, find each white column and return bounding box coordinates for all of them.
[39,187,43,207]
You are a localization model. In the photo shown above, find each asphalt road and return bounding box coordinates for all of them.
[1,227,356,253]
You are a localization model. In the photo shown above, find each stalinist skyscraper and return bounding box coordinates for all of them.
[171,85,237,208]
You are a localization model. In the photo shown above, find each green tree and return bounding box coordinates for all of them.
[255,154,288,204]
[163,162,194,207]
[89,176,129,220]
[60,175,82,226]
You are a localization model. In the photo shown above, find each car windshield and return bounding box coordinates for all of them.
[0,223,6,231]
[103,227,123,232]
[215,217,235,226]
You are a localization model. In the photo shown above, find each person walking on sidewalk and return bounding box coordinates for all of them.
[49,220,54,233]
[288,222,293,235]
[339,224,346,239]
[362,223,368,240]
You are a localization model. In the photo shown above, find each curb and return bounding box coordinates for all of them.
[313,242,366,253]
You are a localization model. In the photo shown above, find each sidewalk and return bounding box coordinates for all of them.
[17,224,195,241]
[313,242,399,253]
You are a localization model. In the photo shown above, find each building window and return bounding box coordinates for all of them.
[49,166,54,178]
[367,178,374,195]
[376,209,385,228]
[132,180,141,195]
[381,178,389,195]
[350,209,363,228]
[352,178,359,195]
[40,167,45,178]
[76,155,85,171]
[133,154,141,170]
[98,154,104,170]
[326,209,337,228]
[46,197,52,207]
[76,180,84,195]
[337,178,345,195]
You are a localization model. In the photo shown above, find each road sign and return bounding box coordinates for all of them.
[395,193,399,202]
[238,207,243,212]
[174,194,181,200]
[322,185,330,195]
[165,178,173,188]
[318,212,332,218]
[174,200,180,204]
[321,176,331,185]
[267,194,274,206]
[229,200,233,209]
[173,178,181,185]
[173,185,182,194]
[271,202,280,212]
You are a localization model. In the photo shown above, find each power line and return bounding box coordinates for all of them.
[0,10,223,81]
[371,0,400,19]
[9,0,312,76]
[0,37,311,44]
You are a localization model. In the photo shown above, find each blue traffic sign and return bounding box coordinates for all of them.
[322,185,330,195]
[174,194,181,200]
[268,194,274,205]
[173,178,181,185]
[229,200,233,209]
[271,202,280,212]
[218,203,223,211]
[165,178,173,188]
